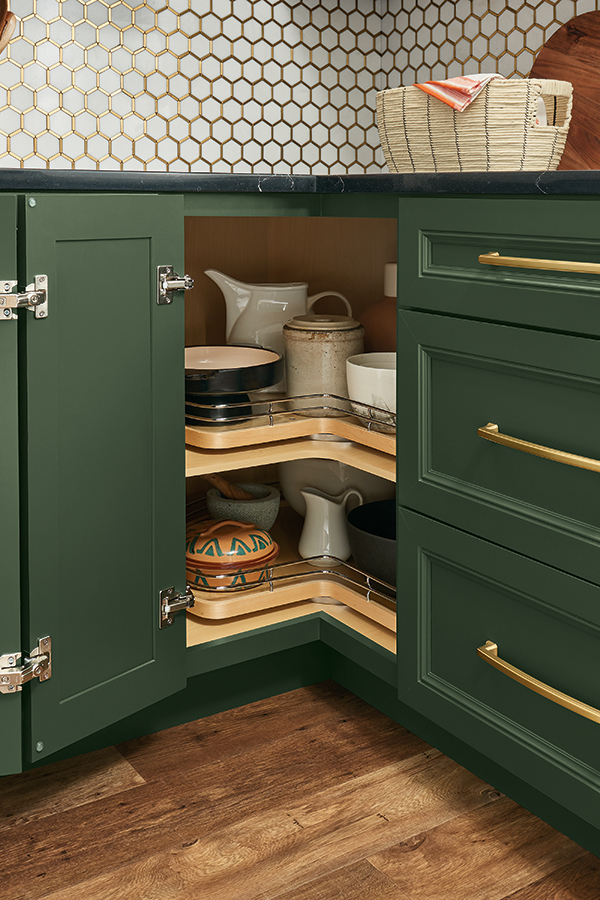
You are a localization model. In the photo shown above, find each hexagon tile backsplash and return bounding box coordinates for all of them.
[1,0,597,173]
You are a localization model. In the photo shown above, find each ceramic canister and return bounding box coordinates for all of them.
[283,314,364,415]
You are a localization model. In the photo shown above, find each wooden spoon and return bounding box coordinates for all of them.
[204,473,255,501]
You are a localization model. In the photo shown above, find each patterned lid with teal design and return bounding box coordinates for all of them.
[186,519,277,570]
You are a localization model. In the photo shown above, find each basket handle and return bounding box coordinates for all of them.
[536,79,573,129]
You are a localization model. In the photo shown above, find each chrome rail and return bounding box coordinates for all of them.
[186,554,396,604]
[184,392,396,432]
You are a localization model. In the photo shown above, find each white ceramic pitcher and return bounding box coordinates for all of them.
[298,487,363,566]
[205,269,351,360]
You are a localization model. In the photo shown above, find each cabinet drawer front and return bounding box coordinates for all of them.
[398,509,600,827]
[397,196,600,335]
[398,310,600,583]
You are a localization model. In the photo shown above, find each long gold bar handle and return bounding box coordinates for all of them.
[477,641,600,724]
[477,423,600,474]
[479,251,600,276]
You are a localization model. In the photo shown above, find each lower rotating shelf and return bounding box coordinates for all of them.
[186,503,397,633]
[188,561,396,632]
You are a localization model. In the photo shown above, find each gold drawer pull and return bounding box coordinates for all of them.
[478,422,600,474]
[477,641,600,724]
[479,251,600,276]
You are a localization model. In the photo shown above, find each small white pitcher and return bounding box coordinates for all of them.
[298,487,363,566]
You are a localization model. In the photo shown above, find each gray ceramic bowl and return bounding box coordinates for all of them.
[346,498,396,587]
[206,483,281,531]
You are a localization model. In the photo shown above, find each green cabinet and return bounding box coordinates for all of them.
[397,195,600,336]
[397,508,600,831]
[3,183,600,855]
[0,195,22,775]
[396,193,600,834]
[396,309,600,583]
[1,193,188,771]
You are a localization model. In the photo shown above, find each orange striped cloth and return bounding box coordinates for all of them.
[414,74,504,111]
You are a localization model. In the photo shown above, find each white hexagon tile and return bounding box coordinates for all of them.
[0,0,597,172]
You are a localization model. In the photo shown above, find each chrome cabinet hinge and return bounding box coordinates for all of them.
[0,275,48,320]
[159,586,195,628]
[157,266,194,305]
[0,636,52,693]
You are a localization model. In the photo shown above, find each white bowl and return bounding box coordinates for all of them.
[346,352,396,427]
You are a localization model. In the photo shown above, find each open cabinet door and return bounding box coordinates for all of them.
[19,193,187,765]
[0,195,22,774]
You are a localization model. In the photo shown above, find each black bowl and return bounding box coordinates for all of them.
[346,498,396,587]
[184,345,284,426]
[184,345,284,395]
[184,392,253,427]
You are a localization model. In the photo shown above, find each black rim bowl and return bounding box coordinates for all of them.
[185,345,284,395]
[346,498,396,588]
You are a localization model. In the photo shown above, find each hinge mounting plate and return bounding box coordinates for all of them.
[0,636,52,693]
[157,265,194,305]
[0,274,48,320]
[159,586,195,628]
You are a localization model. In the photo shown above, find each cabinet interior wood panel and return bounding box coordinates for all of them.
[184,217,397,347]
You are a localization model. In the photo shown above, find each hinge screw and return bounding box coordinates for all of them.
[1,676,9,683]
[3,309,11,317]
[8,685,14,691]
[7,657,14,665]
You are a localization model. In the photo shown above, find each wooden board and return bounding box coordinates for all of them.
[185,438,396,482]
[530,11,600,169]
[184,217,397,348]
[185,602,398,654]
[188,577,396,631]
[185,412,396,454]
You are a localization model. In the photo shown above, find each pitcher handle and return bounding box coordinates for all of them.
[343,489,363,509]
[307,291,352,316]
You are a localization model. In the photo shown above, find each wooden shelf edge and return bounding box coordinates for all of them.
[188,576,396,633]
[185,602,397,654]
[185,437,396,481]
[185,413,395,454]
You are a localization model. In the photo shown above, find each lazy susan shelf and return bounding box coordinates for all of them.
[185,505,396,633]
[185,411,395,453]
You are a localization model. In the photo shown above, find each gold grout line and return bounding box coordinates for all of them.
[0,2,576,171]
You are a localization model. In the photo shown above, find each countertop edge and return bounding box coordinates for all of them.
[0,168,599,195]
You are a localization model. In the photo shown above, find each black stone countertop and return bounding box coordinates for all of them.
[0,168,600,195]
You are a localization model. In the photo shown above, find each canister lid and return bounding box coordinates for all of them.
[284,314,362,331]
[186,519,277,568]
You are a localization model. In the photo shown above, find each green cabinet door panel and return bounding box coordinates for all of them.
[397,309,600,585]
[397,507,600,830]
[0,196,22,775]
[19,193,187,764]
[396,195,600,336]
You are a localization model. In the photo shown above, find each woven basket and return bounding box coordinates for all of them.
[376,79,573,173]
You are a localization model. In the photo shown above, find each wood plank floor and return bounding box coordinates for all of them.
[1,681,599,900]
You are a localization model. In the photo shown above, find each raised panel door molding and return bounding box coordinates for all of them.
[397,507,600,831]
[397,195,600,336]
[18,193,188,766]
[397,309,600,585]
